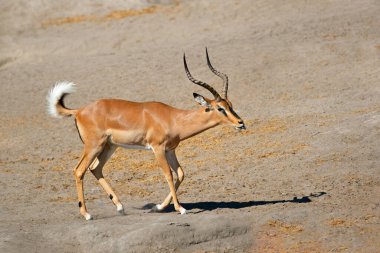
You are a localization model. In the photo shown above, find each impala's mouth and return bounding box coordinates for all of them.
[236,124,246,130]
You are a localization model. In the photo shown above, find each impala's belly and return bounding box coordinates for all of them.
[115,144,152,150]
[107,129,152,150]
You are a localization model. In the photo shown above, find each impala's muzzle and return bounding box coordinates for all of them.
[236,121,246,130]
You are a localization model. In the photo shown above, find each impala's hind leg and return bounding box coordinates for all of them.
[89,144,124,215]
[74,141,105,220]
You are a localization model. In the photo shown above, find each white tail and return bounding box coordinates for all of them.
[46,81,76,118]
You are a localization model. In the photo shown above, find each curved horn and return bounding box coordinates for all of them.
[206,48,229,98]
[183,53,222,101]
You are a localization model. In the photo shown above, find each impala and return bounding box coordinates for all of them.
[47,49,245,220]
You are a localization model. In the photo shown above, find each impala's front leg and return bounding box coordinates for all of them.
[154,148,186,215]
[154,150,184,212]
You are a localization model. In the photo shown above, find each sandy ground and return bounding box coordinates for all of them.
[1,0,379,252]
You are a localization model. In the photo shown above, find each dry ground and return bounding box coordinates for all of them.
[0,0,379,252]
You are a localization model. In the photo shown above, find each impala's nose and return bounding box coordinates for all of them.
[237,121,246,130]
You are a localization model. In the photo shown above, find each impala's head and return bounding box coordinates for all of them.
[184,48,246,130]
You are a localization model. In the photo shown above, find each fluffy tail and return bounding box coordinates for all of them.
[47,81,78,118]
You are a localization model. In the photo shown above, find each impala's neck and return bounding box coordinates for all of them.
[174,108,221,141]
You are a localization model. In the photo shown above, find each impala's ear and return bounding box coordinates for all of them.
[193,93,211,108]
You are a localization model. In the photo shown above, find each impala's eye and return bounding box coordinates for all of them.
[217,107,227,116]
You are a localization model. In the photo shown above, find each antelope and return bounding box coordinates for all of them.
[47,49,246,220]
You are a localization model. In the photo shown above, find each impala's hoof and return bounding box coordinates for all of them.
[84,213,93,221]
[150,204,164,213]
[117,203,125,215]
[179,207,187,215]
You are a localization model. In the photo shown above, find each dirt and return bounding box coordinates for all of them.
[0,0,379,252]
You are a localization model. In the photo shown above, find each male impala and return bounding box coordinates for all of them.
[47,49,245,220]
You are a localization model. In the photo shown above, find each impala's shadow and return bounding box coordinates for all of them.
[142,192,326,213]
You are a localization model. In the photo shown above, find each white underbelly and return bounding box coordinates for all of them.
[116,143,152,150]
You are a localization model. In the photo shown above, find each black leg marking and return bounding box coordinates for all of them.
[109,194,113,200]
[78,201,82,208]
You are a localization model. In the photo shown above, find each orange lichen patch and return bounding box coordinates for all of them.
[267,220,304,233]
[289,143,309,154]
[313,152,347,166]
[42,15,96,27]
[42,5,162,27]
[329,218,356,228]
[104,6,158,20]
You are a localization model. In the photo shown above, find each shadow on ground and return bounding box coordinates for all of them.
[141,192,327,213]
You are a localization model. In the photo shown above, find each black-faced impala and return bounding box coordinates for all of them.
[47,49,245,220]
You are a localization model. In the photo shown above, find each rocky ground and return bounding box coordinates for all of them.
[0,0,379,252]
